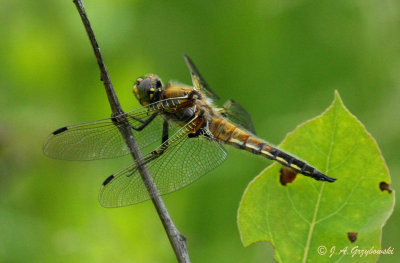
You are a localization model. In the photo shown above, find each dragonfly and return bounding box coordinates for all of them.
[43,54,336,208]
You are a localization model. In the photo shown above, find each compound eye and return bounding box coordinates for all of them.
[133,85,139,97]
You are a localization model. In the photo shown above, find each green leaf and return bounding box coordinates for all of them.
[237,91,394,263]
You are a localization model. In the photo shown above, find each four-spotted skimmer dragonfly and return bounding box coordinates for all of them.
[43,55,336,207]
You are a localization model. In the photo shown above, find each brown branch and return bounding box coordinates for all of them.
[71,1,190,262]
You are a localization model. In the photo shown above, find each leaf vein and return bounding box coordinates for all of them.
[265,187,283,262]
[302,102,339,263]
[286,188,311,225]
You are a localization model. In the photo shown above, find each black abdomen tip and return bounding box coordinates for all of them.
[53,126,68,135]
[102,175,114,186]
[313,170,337,182]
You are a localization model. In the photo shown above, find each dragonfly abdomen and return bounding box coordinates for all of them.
[209,118,335,182]
[247,138,335,182]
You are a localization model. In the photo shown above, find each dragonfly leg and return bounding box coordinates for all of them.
[130,116,146,124]
[140,146,166,168]
[141,119,170,164]
[129,113,158,131]
[141,114,205,171]
[162,119,169,144]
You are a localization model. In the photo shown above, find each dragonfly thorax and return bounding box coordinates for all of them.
[133,75,164,106]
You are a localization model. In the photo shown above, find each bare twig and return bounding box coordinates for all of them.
[72,1,190,262]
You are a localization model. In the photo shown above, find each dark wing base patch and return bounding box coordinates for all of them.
[221,99,257,135]
[183,54,220,100]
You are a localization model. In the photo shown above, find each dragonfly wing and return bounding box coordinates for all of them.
[43,118,131,160]
[99,125,227,207]
[221,99,257,135]
[43,100,183,161]
[183,54,220,100]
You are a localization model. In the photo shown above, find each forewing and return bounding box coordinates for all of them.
[43,101,181,161]
[99,127,227,207]
[221,99,257,135]
[183,54,220,100]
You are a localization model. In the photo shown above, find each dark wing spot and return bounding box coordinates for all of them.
[280,167,297,186]
[52,126,68,135]
[347,232,358,243]
[102,175,115,186]
[379,182,392,193]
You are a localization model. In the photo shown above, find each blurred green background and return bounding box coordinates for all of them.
[1,0,399,262]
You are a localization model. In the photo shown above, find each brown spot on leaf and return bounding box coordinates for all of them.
[379,182,392,193]
[347,232,358,243]
[280,167,297,186]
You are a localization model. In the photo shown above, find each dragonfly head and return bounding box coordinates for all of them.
[133,75,163,106]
